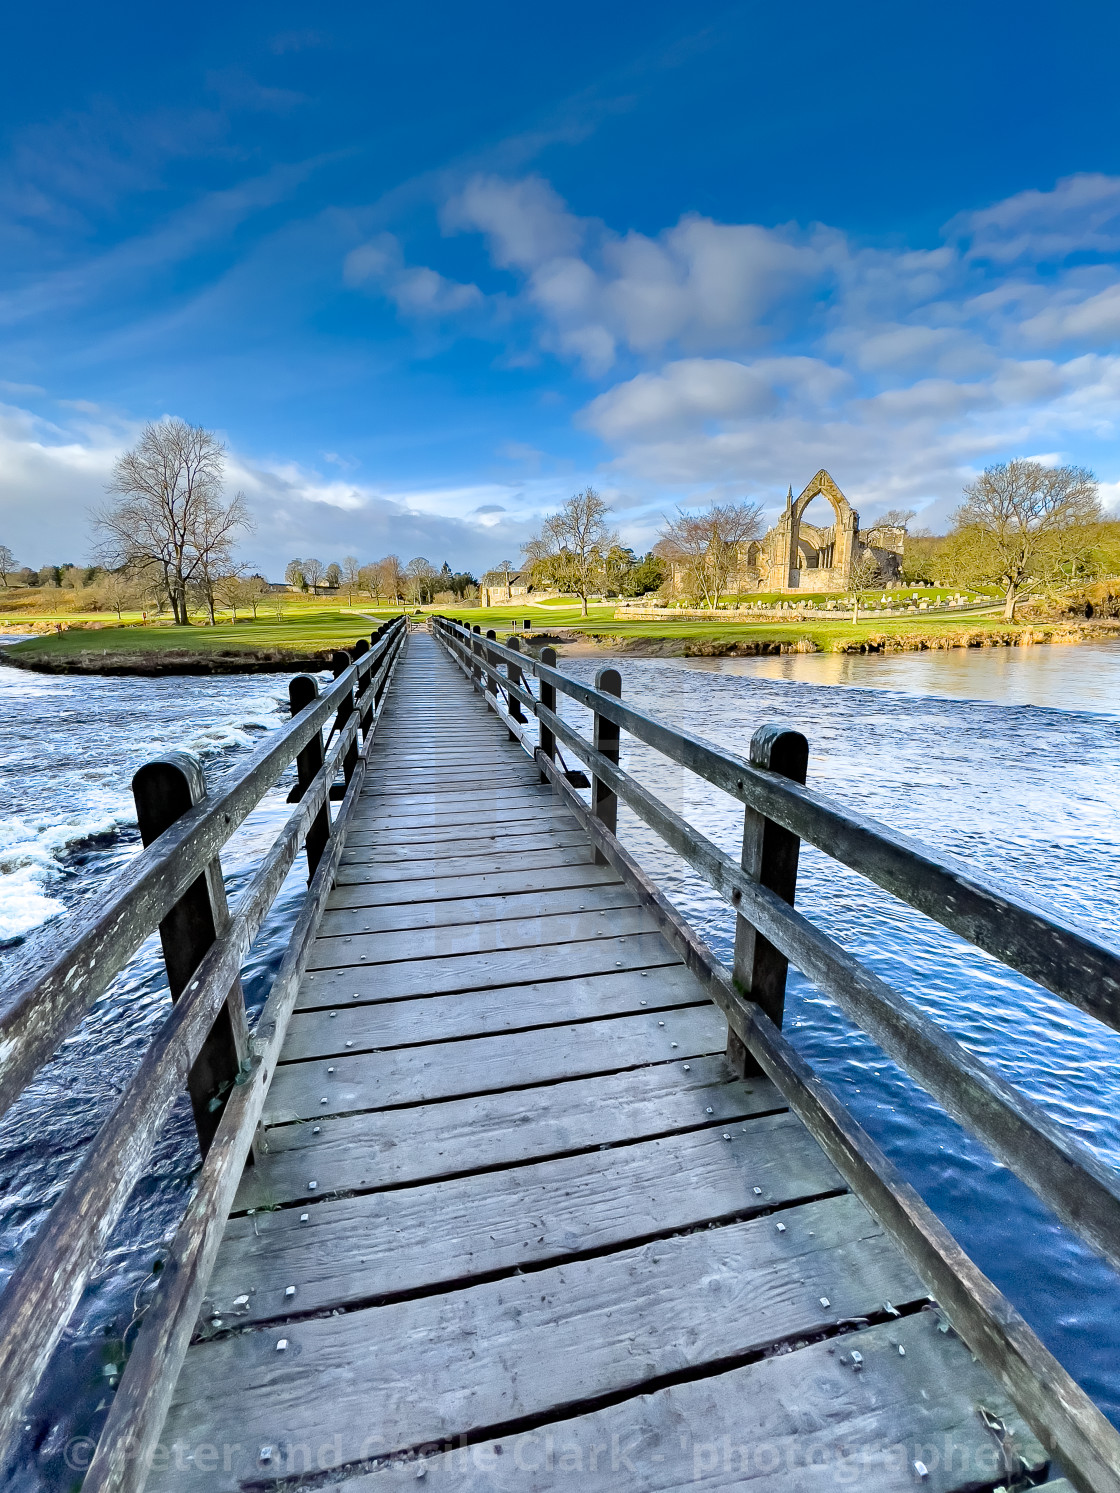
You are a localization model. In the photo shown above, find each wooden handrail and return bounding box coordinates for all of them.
[432,617,1120,1033]
[0,621,404,1119]
[0,617,406,1460]
[432,613,1120,1492]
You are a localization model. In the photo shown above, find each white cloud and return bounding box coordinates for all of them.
[344,231,482,316]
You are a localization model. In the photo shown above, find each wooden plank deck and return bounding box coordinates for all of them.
[148,632,1050,1491]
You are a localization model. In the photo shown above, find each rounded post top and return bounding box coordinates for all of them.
[289,674,321,714]
[595,666,622,697]
[352,638,369,656]
[539,646,557,665]
[486,629,496,640]
[507,635,521,651]
[749,723,809,783]
[132,751,207,847]
[331,649,352,678]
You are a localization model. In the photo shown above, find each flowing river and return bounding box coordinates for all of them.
[2,639,1119,1487]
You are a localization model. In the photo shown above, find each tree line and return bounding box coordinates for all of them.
[284,556,477,606]
[3,418,1116,627]
[506,464,1117,621]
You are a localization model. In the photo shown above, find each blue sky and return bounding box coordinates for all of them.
[3,0,1120,576]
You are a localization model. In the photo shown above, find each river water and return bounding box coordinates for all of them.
[1,639,1119,1486]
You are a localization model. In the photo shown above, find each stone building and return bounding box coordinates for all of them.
[666,470,906,597]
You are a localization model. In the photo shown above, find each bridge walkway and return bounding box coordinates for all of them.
[149,632,1046,1490]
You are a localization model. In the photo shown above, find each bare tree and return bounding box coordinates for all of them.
[522,488,616,616]
[377,555,404,605]
[301,557,326,590]
[325,561,342,588]
[92,420,251,625]
[0,545,14,586]
[285,559,306,590]
[654,500,763,609]
[847,551,884,622]
[95,570,135,621]
[495,559,515,601]
[213,571,251,622]
[872,508,917,531]
[405,556,438,605]
[944,460,1101,620]
[244,575,269,618]
[341,556,361,603]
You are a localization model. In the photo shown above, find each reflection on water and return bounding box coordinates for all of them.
[678,638,1120,716]
[1,641,1119,1488]
[559,643,1120,1429]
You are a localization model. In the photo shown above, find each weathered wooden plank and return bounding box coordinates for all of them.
[452,621,1120,1034]
[306,905,659,970]
[205,1115,844,1326]
[334,846,595,886]
[319,881,635,936]
[332,1314,1046,1493]
[235,1057,780,1210]
[265,1005,728,1120]
[297,929,680,1005]
[341,829,589,866]
[326,861,621,912]
[149,1195,933,1492]
[346,807,575,840]
[281,965,709,1060]
[353,786,552,816]
[529,747,1120,1489]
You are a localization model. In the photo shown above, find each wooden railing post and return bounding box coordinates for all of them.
[332,650,359,785]
[592,667,621,865]
[352,638,374,739]
[289,675,332,876]
[505,636,527,740]
[538,646,557,782]
[484,628,499,710]
[471,624,483,686]
[728,724,809,1077]
[131,754,249,1158]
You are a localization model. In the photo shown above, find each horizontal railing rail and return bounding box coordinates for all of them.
[435,618,1120,1031]
[0,616,406,1469]
[432,613,1120,1493]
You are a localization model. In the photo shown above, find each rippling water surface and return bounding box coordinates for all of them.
[1,640,1119,1487]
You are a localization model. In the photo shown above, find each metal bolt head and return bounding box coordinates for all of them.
[776,1222,786,1232]
[753,1186,762,1195]
[276,1338,288,1351]
[260,1447,273,1464]
[308,1181,318,1190]
[285,1286,296,1298]
[819,1296,830,1307]
[300,1213,309,1222]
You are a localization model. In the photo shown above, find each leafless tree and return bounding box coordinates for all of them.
[872,509,917,531]
[522,488,616,616]
[847,551,884,622]
[0,545,14,586]
[301,557,326,590]
[244,575,270,618]
[92,420,251,625]
[655,500,763,608]
[285,559,306,590]
[405,556,438,605]
[95,570,136,621]
[377,555,405,605]
[341,556,361,603]
[944,460,1101,619]
[495,559,515,601]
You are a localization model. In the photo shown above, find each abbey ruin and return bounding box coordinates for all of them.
[666,469,906,597]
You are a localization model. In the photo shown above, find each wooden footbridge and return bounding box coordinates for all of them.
[2,616,1119,1492]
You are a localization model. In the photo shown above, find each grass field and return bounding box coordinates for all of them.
[2,593,1116,671]
[0,606,401,666]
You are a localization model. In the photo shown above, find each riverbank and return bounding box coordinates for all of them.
[542,617,1120,656]
[0,610,397,674]
[3,607,1120,672]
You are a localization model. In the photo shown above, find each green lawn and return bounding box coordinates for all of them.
[426,600,1096,653]
[1,609,400,662]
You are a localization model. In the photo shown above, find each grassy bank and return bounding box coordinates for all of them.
[426,602,1120,657]
[3,597,1119,673]
[0,609,400,674]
